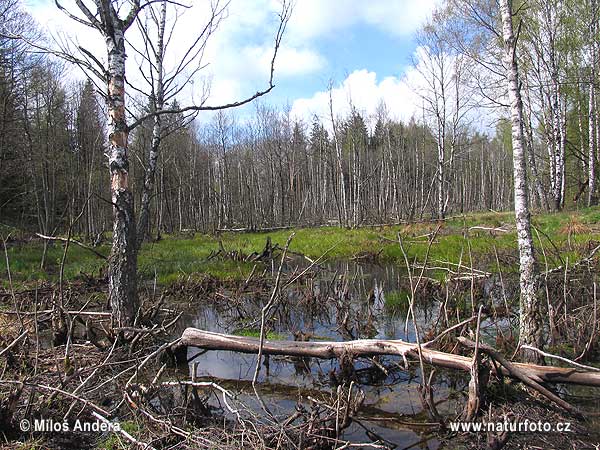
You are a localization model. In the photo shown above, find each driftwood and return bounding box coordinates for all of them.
[458,337,582,417]
[174,328,600,388]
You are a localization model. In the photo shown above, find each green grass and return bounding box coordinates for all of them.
[233,329,287,340]
[1,206,599,290]
[96,420,139,449]
[384,289,410,313]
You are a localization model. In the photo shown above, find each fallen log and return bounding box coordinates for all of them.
[173,328,600,388]
[458,337,581,417]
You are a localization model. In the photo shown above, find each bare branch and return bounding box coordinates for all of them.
[127,0,292,131]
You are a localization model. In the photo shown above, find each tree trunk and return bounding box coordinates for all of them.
[329,89,347,227]
[437,138,445,219]
[499,0,543,363]
[137,0,167,247]
[106,27,138,328]
[589,70,597,206]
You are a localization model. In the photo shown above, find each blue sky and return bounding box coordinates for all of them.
[25,0,438,126]
[272,23,418,104]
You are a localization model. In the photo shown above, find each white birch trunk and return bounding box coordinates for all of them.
[138,0,167,247]
[499,0,543,362]
[437,137,445,219]
[589,1,598,206]
[329,90,347,227]
[590,82,597,206]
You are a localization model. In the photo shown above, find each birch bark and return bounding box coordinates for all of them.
[105,15,138,328]
[589,0,598,206]
[499,0,543,362]
[138,0,167,247]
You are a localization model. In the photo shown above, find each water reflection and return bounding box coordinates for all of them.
[172,259,486,446]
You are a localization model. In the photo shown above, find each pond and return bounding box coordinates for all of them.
[171,258,519,448]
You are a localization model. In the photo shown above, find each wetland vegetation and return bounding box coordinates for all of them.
[2,0,600,448]
[2,207,600,449]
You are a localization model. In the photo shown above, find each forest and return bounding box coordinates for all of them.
[1,0,600,449]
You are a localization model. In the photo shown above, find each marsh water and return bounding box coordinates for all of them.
[169,259,520,448]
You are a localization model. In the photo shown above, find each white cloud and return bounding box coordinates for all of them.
[286,0,438,43]
[23,0,437,114]
[25,0,325,105]
[271,46,326,77]
[291,67,424,128]
[214,44,325,82]
[290,45,498,135]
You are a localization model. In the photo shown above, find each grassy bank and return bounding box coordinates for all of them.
[2,207,599,289]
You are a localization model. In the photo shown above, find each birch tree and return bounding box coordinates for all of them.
[588,0,598,206]
[499,0,543,362]
[135,0,168,247]
[38,0,289,327]
[415,10,473,219]
[69,0,141,328]
[134,0,227,245]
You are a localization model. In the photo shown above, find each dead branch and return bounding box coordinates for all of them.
[91,411,156,450]
[174,328,600,387]
[35,233,108,260]
[458,337,582,417]
[0,331,28,358]
[520,344,600,372]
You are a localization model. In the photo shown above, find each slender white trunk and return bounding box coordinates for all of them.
[329,90,347,227]
[589,1,598,207]
[590,82,597,206]
[138,0,167,247]
[437,137,445,219]
[499,0,543,362]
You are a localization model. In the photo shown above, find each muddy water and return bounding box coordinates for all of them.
[174,260,513,447]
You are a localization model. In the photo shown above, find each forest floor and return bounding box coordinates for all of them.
[1,207,600,449]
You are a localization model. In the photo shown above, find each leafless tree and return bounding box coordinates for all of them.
[15,0,293,327]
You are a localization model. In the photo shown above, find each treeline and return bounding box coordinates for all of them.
[1,0,598,239]
[0,7,109,240]
[128,107,513,234]
[0,57,514,235]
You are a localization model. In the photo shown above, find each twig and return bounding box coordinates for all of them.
[0,331,28,358]
[160,380,242,422]
[576,281,597,361]
[521,345,600,372]
[91,411,156,450]
[252,233,294,418]
[35,233,107,260]
[0,380,109,415]
[422,315,477,348]
[2,233,23,330]
[126,339,181,388]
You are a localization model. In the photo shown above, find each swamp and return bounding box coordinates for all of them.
[2,208,600,449]
[3,0,600,448]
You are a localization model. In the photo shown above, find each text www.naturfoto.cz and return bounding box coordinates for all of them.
[449,420,572,433]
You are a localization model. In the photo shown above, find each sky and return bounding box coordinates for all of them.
[24,0,440,129]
